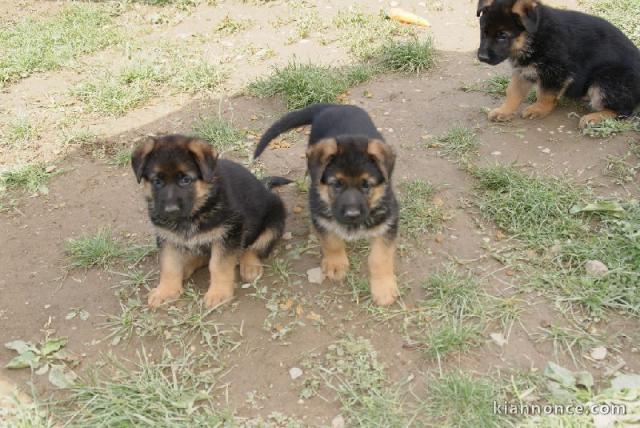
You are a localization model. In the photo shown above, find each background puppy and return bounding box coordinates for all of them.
[477,0,640,128]
[132,134,289,308]
[254,104,399,306]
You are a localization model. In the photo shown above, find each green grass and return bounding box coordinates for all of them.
[247,61,376,109]
[0,5,120,86]
[421,372,507,427]
[65,229,154,270]
[603,151,639,184]
[72,65,162,116]
[333,9,415,62]
[192,117,246,153]
[474,165,640,317]
[109,147,134,167]
[215,15,253,34]
[421,266,488,320]
[436,125,480,162]
[422,321,482,359]
[378,37,436,74]
[73,52,225,116]
[0,164,54,194]
[312,337,408,426]
[582,117,640,138]
[473,166,587,249]
[399,179,446,235]
[580,0,640,46]
[54,349,232,427]
[2,117,39,147]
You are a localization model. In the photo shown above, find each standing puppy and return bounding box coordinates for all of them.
[132,135,289,308]
[254,104,399,306]
[477,0,640,128]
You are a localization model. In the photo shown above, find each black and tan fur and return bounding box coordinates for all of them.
[477,0,640,128]
[132,134,289,308]
[254,104,399,306]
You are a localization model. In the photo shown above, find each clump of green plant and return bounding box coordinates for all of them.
[54,349,233,426]
[192,117,246,153]
[379,37,436,74]
[2,117,39,147]
[215,15,253,34]
[422,372,507,427]
[304,336,409,426]
[248,62,376,109]
[0,163,55,194]
[582,117,640,138]
[333,9,415,61]
[65,229,154,269]
[0,4,120,86]
[436,125,480,162]
[399,179,446,235]
[474,165,640,317]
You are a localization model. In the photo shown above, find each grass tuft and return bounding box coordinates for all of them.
[0,5,120,86]
[54,349,232,426]
[248,62,375,109]
[379,37,436,74]
[2,117,39,147]
[0,164,54,194]
[473,166,587,248]
[65,229,154,270]
[436,125,480,162]
[582,117,640,138]
[192,117,246,153]
[399,179,446,235]
[333,9,415,62]
[422,372,506,427]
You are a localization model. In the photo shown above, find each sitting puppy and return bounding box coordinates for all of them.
[254,104,399,306]
[131,135,289,308]
[476,0,640,128]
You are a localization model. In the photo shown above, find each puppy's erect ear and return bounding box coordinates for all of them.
[512,0,540,32]
[131,137,156,183]
[367,139,396,181]
[306,139,338,182]
[187,138,218,183]
[476,0,493,16]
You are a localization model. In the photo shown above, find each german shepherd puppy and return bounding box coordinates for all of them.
[254,104,399,306]
[132,135,289,308]
[477,0,640,128]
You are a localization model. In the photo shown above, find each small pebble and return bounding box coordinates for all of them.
[307,267,325,284]
[332,415,346,428]
[585,260,608,277]
[289,367,303,380]
[590,346,607,360]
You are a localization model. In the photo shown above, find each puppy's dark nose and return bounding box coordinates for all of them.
[343,208,361,220]
[477,51,490,62]
[164,204,180,213]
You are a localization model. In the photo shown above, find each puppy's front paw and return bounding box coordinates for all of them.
[203,288,234,308]
[370,276,398,306]
[488,107,515,122]
[240,253,263,282]
[148,286,182,308]
[322,254,349,281]
[522,104,553,119]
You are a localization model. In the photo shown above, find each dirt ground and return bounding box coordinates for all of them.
[1,0,638,426]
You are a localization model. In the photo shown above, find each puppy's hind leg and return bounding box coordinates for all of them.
[240,227,282,283]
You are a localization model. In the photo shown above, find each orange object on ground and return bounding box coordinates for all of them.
[387,8,431,27]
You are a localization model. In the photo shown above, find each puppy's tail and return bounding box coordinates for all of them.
[253,103,334,159]
[262,176,293,190]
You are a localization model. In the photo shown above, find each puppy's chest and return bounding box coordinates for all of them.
[154,223,228,252]
[511,63,539,82]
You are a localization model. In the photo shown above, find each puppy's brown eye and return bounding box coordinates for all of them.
[331,180,343,191]
[497,31,509,40]
[361,180,370,190]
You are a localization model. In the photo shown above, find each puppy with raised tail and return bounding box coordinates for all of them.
[254,104,400,306]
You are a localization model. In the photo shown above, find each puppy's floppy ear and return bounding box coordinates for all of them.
[131,137,156,183]
[512,0,540,32]
[187,138,218,183]
[306,138,338,182]
[367,139,395,181]
[476,0,493,16]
